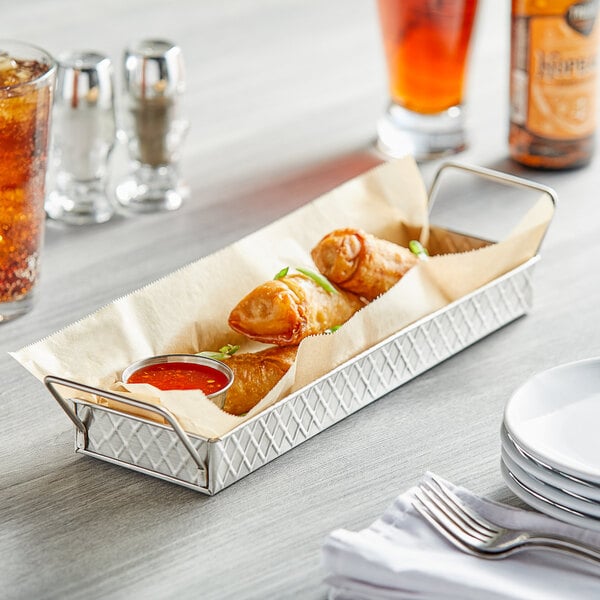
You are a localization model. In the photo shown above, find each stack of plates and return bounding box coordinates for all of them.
[501,358,600,531]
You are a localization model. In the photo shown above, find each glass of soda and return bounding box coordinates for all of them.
[0,41,56,322]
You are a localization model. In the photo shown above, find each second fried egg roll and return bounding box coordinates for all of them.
[223,345,298,416]
[228,273,364,345]
[311,228,419,300]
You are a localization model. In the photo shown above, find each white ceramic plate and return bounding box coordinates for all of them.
[501,460,600,532]
[501,426,600,502]
[504,358,600,484]
[501,448,600,518]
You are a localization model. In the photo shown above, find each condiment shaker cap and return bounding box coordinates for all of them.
[123,39,185,100]
[55,51,114,110]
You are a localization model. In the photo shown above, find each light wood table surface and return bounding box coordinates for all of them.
[2,2,600,598]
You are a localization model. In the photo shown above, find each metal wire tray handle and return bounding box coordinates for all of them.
[429,161,557,209]
[427,161,557,253]
[44,375,206,471]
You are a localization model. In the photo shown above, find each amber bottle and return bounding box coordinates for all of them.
[509,0,600,169]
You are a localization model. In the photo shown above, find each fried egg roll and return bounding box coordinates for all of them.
[228,273,363,345]
[311,228,418,300]
[223,345,298,416]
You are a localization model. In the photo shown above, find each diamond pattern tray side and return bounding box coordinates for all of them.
[208,259,536,493]
[76,403,210,491]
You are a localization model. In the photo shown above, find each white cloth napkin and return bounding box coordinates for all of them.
[321,473,600,600]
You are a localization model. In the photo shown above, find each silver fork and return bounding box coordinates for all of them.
[412,474,600,564]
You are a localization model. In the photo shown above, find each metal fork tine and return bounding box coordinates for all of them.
[412,495,479,557]
[420,481,498,537]
[418,484,491,542]
[413,488,488,545]
[428,474,501,534]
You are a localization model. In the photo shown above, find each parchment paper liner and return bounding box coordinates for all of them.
[11,158,553,439]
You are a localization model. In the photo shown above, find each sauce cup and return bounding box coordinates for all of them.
[122,354,234,409]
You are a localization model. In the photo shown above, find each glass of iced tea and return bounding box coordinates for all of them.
[376,0,478,160]
[0,41,55,322]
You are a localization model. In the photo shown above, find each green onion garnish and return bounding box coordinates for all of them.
[274,266,289,280]
[324,325,342,334]
[197,344,240,361]
[296,267,338,294]
[409,240,429,261]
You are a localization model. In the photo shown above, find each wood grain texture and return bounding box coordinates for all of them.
[2,1,600,598]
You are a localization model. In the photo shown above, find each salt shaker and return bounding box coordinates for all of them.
[116,39,189,212]
[45,51,116,224]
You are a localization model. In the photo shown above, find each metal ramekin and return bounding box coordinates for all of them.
[122,354,234,409]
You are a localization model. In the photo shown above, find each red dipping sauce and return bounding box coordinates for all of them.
[127,361,229,395]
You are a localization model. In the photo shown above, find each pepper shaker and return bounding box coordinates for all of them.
[116,39,189,212]
[45,51,116,225]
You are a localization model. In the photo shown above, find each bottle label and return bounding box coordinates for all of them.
[512,0,599,140]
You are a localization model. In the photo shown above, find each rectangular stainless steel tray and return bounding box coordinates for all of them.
[44,163,557,495]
